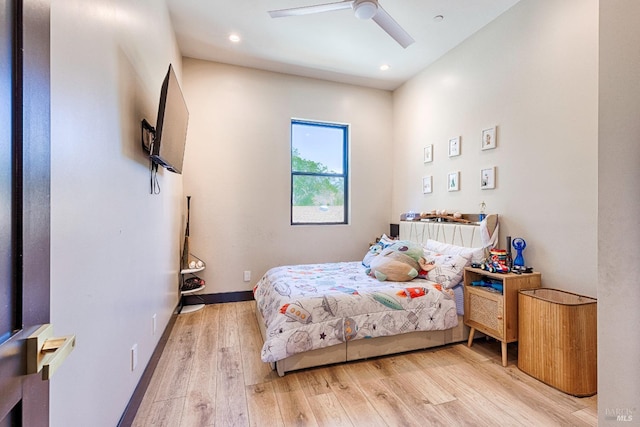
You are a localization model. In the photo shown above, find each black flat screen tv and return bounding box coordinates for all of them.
[150,64,189,174]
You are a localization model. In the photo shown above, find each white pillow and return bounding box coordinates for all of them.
[424,239,487,264]
[421,250,471,289]
[362,234,397,267]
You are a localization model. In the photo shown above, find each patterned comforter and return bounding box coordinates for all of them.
[254,261,459,363]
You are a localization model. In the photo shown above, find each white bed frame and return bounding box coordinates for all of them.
[255,214,498,376]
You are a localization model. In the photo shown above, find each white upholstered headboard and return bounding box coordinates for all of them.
[399,214,499,249]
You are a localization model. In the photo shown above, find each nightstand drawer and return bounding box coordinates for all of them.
[467,287,504,339]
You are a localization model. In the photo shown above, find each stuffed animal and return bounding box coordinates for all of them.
[366,241,434,282]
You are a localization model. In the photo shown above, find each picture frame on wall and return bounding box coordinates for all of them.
[423,145,433,163]
[481,167,496,189]
[448,136,461,157]
[481,126,496,150]
[422,175,433,194]
[447,171,460,192]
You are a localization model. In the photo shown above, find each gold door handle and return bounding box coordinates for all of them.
[27,324,76,380]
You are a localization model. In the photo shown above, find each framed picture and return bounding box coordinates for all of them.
[447,171,460,192]
[481,167,496,189]
[423,145,433,163]
[448,136,460,157]
[422,175,433,194]
[481,126,496,150]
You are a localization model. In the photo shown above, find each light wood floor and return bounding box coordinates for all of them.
[132,301,597,426]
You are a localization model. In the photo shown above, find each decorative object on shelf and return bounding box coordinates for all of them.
[182,276,205,292]
[423,144,433,163]
[418,211,472,224]
[478,201,487,221]
[422,175,432,194]
[447,171,460,191]
[448,136,461,157]
[512,237,527,266]
[481,126,497,150]
[481,166,496,189]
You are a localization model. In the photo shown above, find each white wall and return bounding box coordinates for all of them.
[181,59,393,293]
[598,1,640,424]
[392,0,598,297]
[50,0,182,425]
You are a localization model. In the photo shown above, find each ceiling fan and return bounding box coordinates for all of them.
[268,0,415,49]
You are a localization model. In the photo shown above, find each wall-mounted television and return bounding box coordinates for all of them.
[146,64,189,174]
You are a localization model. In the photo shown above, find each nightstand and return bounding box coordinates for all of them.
[463,267,541,366]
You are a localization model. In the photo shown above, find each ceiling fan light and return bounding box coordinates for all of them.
[354,1,377,20]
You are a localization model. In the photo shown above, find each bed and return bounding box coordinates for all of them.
[254,214,499,376]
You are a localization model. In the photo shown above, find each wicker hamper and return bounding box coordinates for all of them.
[518,288,597,397]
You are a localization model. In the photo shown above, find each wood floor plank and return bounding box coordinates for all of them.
[246,382,285,427]
[238,301,279,386]
[355,378,422,427]
[430,399,496,427]
[321,364,388,427]
[133,397,185,427]
[297,367,333,397]
[571,406,598,427]
[441,362,558,426]
[180,305,220,426]
[473,362,595,426]
[216,346,250,426]
[420,364,526,426]
[391,371,456,405]
[153,311,202,402]
[379,374,451,426]
[342,357,395,387]
[272,375,319,427]
[405,345,465,369]
[217,302,240,348]
[307,393,353,427]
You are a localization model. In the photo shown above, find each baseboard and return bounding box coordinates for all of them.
[181,290,254,306]
[117,310,178,427]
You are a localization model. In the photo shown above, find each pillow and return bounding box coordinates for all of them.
[420,250,471,288]
[362,234,397,268]
[424,239,487,264]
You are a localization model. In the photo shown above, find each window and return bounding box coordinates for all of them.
[291,120,348,225]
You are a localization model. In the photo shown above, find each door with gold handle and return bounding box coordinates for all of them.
[27,324,76,381]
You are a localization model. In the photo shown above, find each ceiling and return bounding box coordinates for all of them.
[167,0,521,91]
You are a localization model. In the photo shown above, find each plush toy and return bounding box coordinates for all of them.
[366,241,434,282]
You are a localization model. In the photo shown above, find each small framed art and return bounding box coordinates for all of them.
[448,136,460,157]
[481,126,496,150]
[423,145,433,163]
[422,175,433,194]
[447,171,460,192]
[481,167,496,189]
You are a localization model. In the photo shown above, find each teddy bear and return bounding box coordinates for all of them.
[366,241,435,282]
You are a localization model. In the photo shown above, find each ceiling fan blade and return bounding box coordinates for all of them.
[372,5,414,48]
[269,1,354,18]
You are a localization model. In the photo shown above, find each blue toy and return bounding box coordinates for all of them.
[512,237,527,266]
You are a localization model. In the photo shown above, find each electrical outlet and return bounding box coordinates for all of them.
[243,271,251,282]
[152,314,157,335]
[131,344,138,371]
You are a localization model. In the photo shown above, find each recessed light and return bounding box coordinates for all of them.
[433,15,444,22]
[379,64,390,71]
[229,34,241,43]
